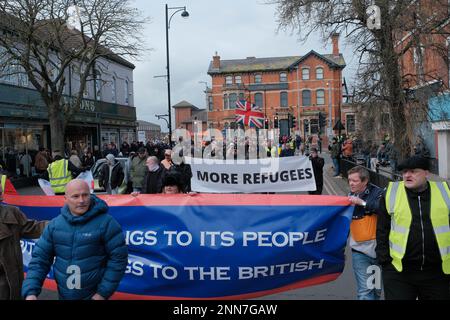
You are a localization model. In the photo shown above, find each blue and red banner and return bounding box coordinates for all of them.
[5,194,353,300]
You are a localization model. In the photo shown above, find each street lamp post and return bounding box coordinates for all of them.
[296,66,300,134]
[199,81,208,111]
[165,4,189,146]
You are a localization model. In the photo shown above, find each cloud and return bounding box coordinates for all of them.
[131,0,356,128]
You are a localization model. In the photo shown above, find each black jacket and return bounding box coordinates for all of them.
[350,183,384,219]
[309,156,324,187]
[376,182,443,271]
[143,166,165,194]
[99,161,124,190]
[175,163,192,193]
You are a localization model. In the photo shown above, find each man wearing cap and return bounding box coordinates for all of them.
[376,156,450,299]
[130,147,148,193]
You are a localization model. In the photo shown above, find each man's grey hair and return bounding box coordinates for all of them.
[147,156,159,163]
[347,166,370,182]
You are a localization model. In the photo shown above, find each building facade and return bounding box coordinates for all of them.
[136,120,162,142]
[0,54,136,164]
[206,34,346,142]
[173,100,208,133]
[395,0,450,177]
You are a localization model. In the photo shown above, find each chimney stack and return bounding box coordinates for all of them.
[213,51,221,69]
[331,33,340,56]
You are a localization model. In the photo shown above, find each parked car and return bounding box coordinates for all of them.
[91,157,130,194]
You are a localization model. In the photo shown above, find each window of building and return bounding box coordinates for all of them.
[235,75,242,84]
[280,72,288,82]
[346,114,356,133]
[223,94,229,110]
[302,68,310,80]
[208,96,213,111]
[225,76,233,85]
[316,89,325,105]
[112,77,117,103]
[280,91,288,108]
[255,74,262,83]
[125,80,129,105]
[94,69,102,101]
[18,67,28,87]
[239,92,245,101]
[229,93,238,109]
[316,67,324,80]
[83,84,89,98]
[254,93,263,108]
[302,90,311,106]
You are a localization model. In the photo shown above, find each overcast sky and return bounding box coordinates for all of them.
[131,0,358,130]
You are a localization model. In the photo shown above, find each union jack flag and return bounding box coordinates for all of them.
[235,100,265,128]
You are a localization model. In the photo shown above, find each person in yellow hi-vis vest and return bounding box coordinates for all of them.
[47,151,82,195]
[0,174,5,194]
[376,156,450,300]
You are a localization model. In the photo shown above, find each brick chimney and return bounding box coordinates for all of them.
[331,33,340,56]
[213,51,220,69]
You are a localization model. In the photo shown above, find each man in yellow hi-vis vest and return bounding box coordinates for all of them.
[47,151,82,195]
[376,156,450,300]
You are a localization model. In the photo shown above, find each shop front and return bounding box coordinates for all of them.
[0,83,137,176]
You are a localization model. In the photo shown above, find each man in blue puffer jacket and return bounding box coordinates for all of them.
[22,179,128,300]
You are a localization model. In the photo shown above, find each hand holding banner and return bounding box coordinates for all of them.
[8,194,353,299]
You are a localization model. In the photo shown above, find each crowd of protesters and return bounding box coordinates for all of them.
[1,132,448,301]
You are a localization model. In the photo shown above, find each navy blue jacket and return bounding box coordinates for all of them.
[350,183,384,219]
[22,195,128,300]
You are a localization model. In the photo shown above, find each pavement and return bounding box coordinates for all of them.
[16,151,358,300]
[260,150,356,300]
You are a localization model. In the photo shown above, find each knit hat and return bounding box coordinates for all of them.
[106,154,115,162]
[397,156,430,171]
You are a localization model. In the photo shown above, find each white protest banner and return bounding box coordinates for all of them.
[185,156,316,193]
[76,170,95,193]
[38,179,55,196]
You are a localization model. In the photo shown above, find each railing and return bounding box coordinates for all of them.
[340,158,402,189]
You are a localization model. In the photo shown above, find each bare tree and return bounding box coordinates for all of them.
[269,0,450,157]
[0,0,148,152]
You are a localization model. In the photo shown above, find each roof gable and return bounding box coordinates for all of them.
[172,100,200,110]
[288,50,346,69]
[208,52,345,75]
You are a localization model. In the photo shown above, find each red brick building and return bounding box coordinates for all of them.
[206,34,346,142]
[173,100,208,133]
[394,1,450,176]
